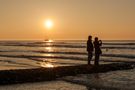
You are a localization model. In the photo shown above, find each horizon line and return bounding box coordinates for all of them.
[0,39,134,41]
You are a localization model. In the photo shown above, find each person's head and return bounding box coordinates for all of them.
[95,37,98,41]
[88,35,92,40]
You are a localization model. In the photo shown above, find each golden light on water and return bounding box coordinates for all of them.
[45,40,53,51]
[48,39,53,42]
[46,54,52,57]
[45,47,53,51]
[44,19,53,29]
[41,39,54,68]
[45,63,54,68]
[40,62,54,68]
[45,39,53,43]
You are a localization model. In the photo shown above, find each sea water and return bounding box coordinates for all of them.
[0,40,134,89]
[0,40,134,69]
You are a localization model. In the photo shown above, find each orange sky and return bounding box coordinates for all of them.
[0,0,135,40]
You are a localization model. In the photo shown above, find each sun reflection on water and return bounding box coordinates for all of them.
[44,39,53,42]
[40,62,54,68]
[48,40,53,42]
[45,47,52,51]
[45,44,53,56]
[40,39,54,68]
[46,54,53,56]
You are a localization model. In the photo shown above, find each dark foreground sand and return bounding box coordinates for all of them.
[0,81,87,90]
[0,62,134,85]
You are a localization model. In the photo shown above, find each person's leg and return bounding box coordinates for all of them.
[97,54,99,65]
[94,54,97,65]
[98,54,100,65]
[88,52,92,65]
[95,54,99,66]
[88,53,90,65]
[90,53,93,64]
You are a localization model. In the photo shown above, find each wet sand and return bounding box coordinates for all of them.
[0,62,134,85]
[0,81,87,90]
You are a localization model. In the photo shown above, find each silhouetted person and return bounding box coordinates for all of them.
[87,35,93,65]
[94,37,102,66]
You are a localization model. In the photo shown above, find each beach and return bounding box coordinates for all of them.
[0,63,134,85]
[0,63,134,90]
[0,0,135,89]
[0,40,135,89]
[0,81,87,90]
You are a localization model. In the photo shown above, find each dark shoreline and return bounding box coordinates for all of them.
[0,62,134,85]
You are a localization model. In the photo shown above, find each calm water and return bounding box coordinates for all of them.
[0,40,134,69]
[0,40,135,89]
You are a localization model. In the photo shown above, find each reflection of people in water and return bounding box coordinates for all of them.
[87,35,93,65]
[94,37,102,66]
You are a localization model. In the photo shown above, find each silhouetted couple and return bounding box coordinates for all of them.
[87,36,102,66]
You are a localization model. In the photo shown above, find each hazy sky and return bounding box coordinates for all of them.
[0,0,135,40]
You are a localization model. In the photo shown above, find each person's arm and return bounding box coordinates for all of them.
[99,40,102,46]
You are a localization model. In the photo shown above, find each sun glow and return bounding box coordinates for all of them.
[48,39,53,42]
[45,19,53,29]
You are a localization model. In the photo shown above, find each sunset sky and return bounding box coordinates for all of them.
[0,0,135,40]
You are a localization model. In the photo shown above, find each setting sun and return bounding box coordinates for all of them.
[44,19,53,29]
